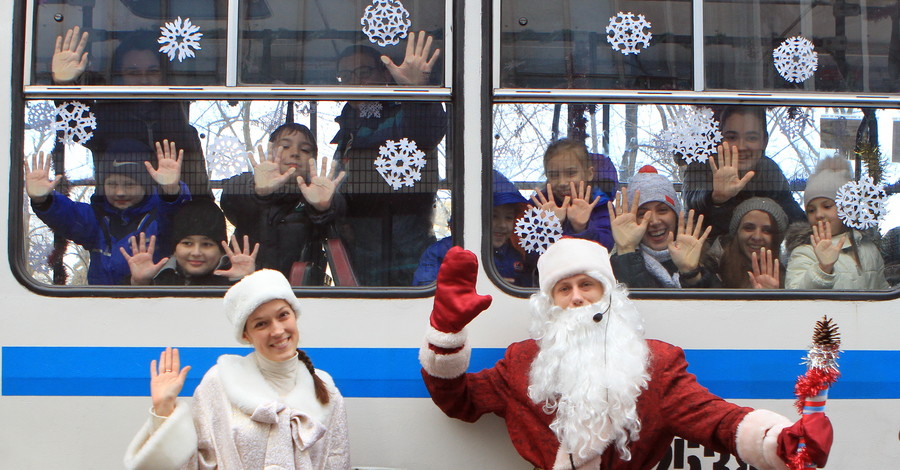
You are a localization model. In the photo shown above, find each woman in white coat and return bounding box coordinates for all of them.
[124,269,351,469]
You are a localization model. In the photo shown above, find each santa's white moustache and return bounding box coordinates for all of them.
[527,276,650,461]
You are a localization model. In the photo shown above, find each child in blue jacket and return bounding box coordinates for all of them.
[26,139,190,284]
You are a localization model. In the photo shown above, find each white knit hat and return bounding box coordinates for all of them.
[627,165,682,214]
[223,269,303,344]
[804,157,852,206]
[538,238,616,296]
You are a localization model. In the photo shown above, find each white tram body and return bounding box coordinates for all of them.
[1,0,898,469]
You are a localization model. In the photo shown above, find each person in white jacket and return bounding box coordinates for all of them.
[124,269,351,469]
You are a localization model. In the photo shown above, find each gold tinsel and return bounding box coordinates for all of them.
[854,143,885,184]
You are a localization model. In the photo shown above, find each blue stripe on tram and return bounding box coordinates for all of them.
[3,347,898,399]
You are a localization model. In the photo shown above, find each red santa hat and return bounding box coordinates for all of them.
[538,238,615,296]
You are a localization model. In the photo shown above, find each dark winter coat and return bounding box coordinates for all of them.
[610,250,721,289]
[150,256,235,286]
[412,237,535,287]
[531,188,613,250]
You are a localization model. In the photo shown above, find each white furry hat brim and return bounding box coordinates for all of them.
[223,269,303,344]
[538,238,616,296]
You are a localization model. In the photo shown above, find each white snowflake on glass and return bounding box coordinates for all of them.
[773,36,817,83]
[52,101,97,145]
[780,107,812,138]
[361,0,411,47]
[658,107,722,164]
[835,176,887,230]
[293,101,312,116]
[207,136,251,180]
[374,137,427,190]
[26,100,57,134]
[514,207,563,254]
[158,17,203,62]
[606,12,652,55]
[359,101,383,119]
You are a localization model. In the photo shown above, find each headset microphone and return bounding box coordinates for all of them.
[592,311,604,323]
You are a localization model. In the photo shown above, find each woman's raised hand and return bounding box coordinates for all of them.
[52,26,90,84]
[297,156,346,212]
[810,220,844,274]
[250,144,294,197]
[567,181,601,232]
[147,140,184,195]
[150,347,191,417]
[531,184,569,223]
[214,235,260,280]
[24,152,62,203]
[383,31,441,86]
[120,233,168,286]
[668,209,712,274]
[748,247,781,289]
[710,144,755,205]
[607,187,647,253]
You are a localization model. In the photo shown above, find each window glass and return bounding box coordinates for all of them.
[491,103,900,291]
[32,0,227,86]
[704,0,897,92]
[22,99,451,288]
[500,0,693,89]
[239,0,446,86]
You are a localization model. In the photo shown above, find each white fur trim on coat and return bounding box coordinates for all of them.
[424,325,468,349]
[419,328,472,380]
[735,409,792,470]
[124,402,198,470]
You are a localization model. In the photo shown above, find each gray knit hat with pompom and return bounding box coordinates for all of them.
[729,197,789,235]
[804,157,852,206]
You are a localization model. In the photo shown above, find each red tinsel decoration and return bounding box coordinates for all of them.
[793,368,840,414]
[788,446,813,470]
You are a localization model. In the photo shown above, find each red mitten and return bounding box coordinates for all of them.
[430,247,493,333]
[777,413,833,467]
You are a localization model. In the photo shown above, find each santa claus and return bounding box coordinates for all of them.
[420,238,831,469]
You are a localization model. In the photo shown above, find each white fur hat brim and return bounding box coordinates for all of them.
[223,269,303,344]
[538,238,616,296]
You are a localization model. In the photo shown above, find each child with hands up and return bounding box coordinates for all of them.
[607,166,718,288]
[785,157,888,289]
[26,139,190,285]
[531,139,613,248]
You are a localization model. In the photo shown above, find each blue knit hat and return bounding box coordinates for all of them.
[493,170,527,206]
[96,139,154,189]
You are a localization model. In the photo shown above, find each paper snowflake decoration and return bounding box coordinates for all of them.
[773,36,817,83]
[361,0,411,47]
[835,176,887,230]
[26,100,57,134]
[293,101,311,116]
[658,107,722,164]
[374,137,427,190]
[514,207,563,254]
[780,107,812,138]
[158,17,203,62]
[359,101,383,119]
[52,101,97,145]
[207,136,250,180]
[606,12,652,55]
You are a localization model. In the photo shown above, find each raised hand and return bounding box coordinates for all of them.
[214,235,260,280]
[710,144,756,205]
[297,156,346,212]
[748,247,781,289]
[52,26,89,84]
[146,140,183,195]
[668,209,712,275]
[810,220,844,274]
[567,181,601,232]
[383,31,441,86]
[531,184,569,223]
[431,247,492,334]
[607,187,648,253]
[24,152,62,203]
[250,144,295,197]
[120,233,168,286]
[150,347,191,417]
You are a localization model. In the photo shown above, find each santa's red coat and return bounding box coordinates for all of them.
[422,339,753,469]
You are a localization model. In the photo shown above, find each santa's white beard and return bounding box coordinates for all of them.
[527,282,650,461]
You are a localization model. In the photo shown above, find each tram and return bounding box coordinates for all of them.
[1,0,898,468]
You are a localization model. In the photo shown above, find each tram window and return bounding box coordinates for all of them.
[490,103,900,293]
[705,1,897,93]
[239,0,446,86]
[22,99,451,288]
[499,0,693,89]
[31,1,227,86]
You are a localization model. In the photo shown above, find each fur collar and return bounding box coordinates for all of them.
[215,353,332,424]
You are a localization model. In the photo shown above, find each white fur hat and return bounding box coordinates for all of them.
[223,269,303,344]
[538,238,616,296]
[804,157,852,206]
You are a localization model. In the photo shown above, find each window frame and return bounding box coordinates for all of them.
[11,0,463,297]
